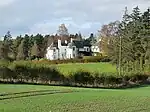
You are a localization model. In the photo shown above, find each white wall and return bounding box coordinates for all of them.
[66,48,73,59]
[46,48,54,60]
[46,47,59,60]
[58,46,68,60]
[91,46,100,53]
[46,39,79,60]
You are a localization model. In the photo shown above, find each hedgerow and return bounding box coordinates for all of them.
[0,60,149,88]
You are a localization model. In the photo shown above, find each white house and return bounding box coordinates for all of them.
[91,43,101,56]
[46,38,91,60]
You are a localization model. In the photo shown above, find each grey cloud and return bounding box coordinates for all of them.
[0,0,150,37]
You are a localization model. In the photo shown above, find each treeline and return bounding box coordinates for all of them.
[0,33,45,60]
[100,7,150,74]
[0,61,149,88]
[0,32,94,60]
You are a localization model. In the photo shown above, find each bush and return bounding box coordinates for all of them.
[0,66,13,80]
[0,60,149,88]
[71,70,94,85]
[31,56,111,65]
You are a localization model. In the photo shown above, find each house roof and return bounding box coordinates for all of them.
[72,40,90,48]
[72,41,83,48]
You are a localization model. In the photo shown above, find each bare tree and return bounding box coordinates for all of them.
[57,24,69,36]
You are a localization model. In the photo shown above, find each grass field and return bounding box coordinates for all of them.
[52,63,116,75]
[0,84,150,112]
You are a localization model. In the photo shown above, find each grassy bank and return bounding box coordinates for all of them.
[53,62,116,75]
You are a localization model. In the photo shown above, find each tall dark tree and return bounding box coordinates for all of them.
[31,41,40,59]
[84,33,97,47]
[109,7,150,73]
[34,34,44,57]
[0,43,8,59]
[23,34,30,59]
[78,32,82,41]
[0,31,13,60]
[12,35,23,59]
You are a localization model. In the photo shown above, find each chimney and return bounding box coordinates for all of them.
[58,38,61,48]
[65,40,67,44]
[71,38,73,43]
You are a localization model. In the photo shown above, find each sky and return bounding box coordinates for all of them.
[0,0,150,37]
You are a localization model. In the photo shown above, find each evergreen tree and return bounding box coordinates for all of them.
[23,34,30,59]
[0,31,13,60]
[0,43,8,59]
[31,41,40,59]
[34,34,44,58]
[78,32,82,41]
[110,6,150,73]
[12,35,23,59]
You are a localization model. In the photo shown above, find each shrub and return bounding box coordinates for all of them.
[72,70,94,85]
[0,60,149,88]
[0,66,13,80]
[31,56,111,65]
[10,64,30,81]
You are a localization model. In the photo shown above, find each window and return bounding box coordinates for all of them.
[73,47,75,51]
[53,49,56,52]
[73,54,75,57]
[87,48,89,52]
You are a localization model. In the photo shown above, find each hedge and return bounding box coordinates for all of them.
[0,61,149,88]
[31,56,111,65]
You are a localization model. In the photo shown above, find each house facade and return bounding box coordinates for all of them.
[91,42,101,56]
[46,38,91,60]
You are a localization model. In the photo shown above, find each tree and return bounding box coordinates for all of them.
[0,31,13,60]
[16,39,26,60]
[84,33,97,47]
[34,34,44,57]
[89,33,97,45]
[74,32,82,41]
[57,24,69,36]
[78,32,82,41]
[98,21,120,56]
[0,43,8,59]
[12,35,23,59]
[31,41,40,59]
[109,6,150,73]
[23,34,30,59]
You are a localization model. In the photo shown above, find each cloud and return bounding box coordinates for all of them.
[0,0,16,7]
[0,0,150,37]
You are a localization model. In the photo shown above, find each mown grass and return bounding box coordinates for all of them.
[0,84,150,112]
[52,62,117,75]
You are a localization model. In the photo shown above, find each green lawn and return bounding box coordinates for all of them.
[52,63,116,75]
[0,84,150,112]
